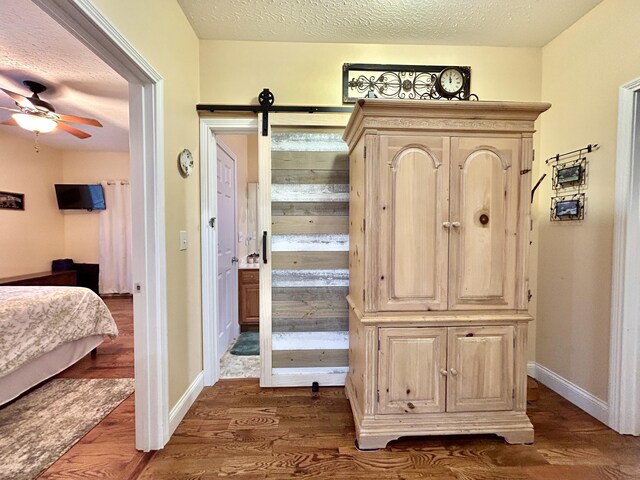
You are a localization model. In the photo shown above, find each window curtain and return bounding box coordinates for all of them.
[99,180,132,294]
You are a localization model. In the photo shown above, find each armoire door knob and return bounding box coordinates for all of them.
[450,368,458,376]
[451,222,461,228]
[442,221,451,228]
[440,368,448,376]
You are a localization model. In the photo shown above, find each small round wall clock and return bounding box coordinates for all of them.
[178,149,193,177]
[436,67,465,98]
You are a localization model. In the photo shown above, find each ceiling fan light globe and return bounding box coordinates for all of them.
[12,113,57,133]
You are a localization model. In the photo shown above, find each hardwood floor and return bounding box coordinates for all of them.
[33,296,640,479]
[139,379,640,480]
[39,296,154,480]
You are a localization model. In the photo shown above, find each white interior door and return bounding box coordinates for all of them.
[217,141,238,361]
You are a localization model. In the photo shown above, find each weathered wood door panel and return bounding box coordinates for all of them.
[266,114,352,385]
[449,137,520,310]
[378,135,450,311]
[378,327,447,414]
[446,326,514,412]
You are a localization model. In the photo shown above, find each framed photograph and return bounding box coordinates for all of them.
[555,199,579,217]
[550,193,585,221]
[557,165,582,186]
[552,157,587,190]
[0,191,24,210]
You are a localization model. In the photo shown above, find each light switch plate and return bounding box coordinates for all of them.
[179,230,188,251]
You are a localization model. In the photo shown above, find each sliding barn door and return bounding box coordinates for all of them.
[259,113,351,387]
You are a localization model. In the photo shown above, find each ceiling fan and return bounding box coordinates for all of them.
[0,80,102,139]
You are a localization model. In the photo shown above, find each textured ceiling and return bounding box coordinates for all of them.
[178,0,602,47]
[0,0,129,152]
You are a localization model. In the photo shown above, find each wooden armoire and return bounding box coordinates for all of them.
[343,99,550,449]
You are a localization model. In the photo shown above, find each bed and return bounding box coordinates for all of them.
[0,286,118,406]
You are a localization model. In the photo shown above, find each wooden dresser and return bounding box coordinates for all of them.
[343,99,550,449]
[0,270,77,287]
[239,268,259,330]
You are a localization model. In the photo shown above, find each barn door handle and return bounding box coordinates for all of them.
[262,231,268,264]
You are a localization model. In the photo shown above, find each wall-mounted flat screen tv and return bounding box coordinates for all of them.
[54,184,106,211]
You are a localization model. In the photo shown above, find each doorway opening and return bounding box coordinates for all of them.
[215,134,260,379]
[200,117,260,387]
[36,0,168,451]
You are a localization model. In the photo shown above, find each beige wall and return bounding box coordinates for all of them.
[200,41,541,105]
[90,0,201,409]
[247,135,258,183]
[61,151,129,263]
[537,0,640,401]
[0,131,65,277]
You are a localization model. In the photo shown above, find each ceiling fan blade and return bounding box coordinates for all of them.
[56,113,103,127]
[0,106,22,113]
[0,117,18,126]
[0,88,35,109]
[57,121,92,139]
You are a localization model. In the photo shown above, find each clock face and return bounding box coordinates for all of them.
[179,149,193,177]
[438,68,464,96]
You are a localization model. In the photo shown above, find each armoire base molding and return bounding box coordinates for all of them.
[345,376,534,450]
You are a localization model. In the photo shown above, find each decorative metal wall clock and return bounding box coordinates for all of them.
[342,63,477,103]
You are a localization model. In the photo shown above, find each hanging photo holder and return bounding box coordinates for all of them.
[546,143,597,222]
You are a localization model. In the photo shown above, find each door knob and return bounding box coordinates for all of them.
[451,222,461,228]
[440,368,448,376]
[450,368,458,376]
[231,256,239,264]
[442,221,451,228]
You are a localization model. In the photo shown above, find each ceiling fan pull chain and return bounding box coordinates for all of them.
[34,131,40,153]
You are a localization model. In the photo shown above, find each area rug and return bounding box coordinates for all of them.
[0,377,134,480]
[230,331,259,355]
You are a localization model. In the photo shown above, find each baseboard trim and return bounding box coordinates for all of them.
[528,362,608,424]
[527,361,536,377]
[168,371,204,436]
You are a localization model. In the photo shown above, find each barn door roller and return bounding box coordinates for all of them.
[259,88,274,136]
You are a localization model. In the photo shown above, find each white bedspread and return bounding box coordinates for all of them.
[0,286,118,378]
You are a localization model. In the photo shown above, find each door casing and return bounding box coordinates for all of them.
[609,77,640,435]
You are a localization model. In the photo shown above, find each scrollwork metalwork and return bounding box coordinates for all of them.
[343,63,476,103]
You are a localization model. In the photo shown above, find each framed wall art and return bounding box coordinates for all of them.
[551,193,585,221]
[0,191,24,210]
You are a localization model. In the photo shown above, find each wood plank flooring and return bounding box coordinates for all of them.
[140,379,640,479]
[39,296,154,480]
[30,296,640,479]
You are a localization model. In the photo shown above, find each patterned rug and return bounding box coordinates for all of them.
[0,378,134,480]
